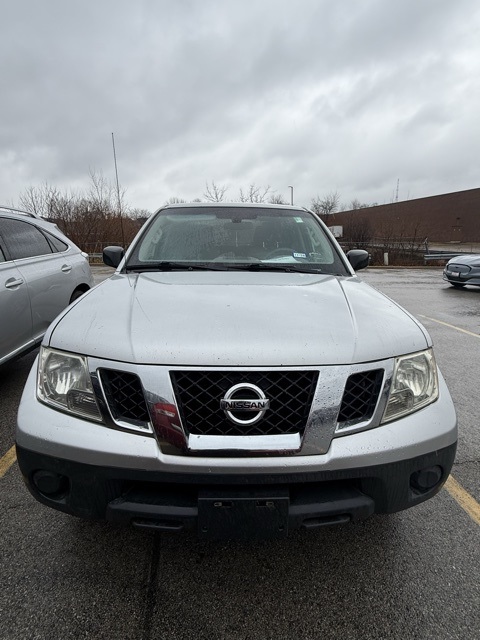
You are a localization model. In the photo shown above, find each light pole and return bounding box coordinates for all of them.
[288,185,294,206]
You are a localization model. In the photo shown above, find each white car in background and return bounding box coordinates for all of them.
[443,254,480,288]
[0,206,93,366]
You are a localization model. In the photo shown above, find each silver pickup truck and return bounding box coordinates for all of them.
[16,203,457,539]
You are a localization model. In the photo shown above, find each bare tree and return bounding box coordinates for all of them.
[18,184,45,215]
[349,198,375,210]
[19,182,69,218]
[17,170,140,252]
[238,184,271,203]
[87,168,124,214]
[165,197,186,205]
[269,193,287,205]
[311,191,340,215]
[204,181,228,202]
[130,207,151,219]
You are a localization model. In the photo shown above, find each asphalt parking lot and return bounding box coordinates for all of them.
[1,267,479,640]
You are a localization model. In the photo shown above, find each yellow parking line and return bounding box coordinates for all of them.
[419,315,480,339]
[0,446,17,478]
[444,475,480,526]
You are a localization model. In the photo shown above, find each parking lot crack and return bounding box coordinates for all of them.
[142,532,161,640]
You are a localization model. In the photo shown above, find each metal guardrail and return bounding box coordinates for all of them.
[424,254,459,261]
[87,253,103,263]
[423,251,471,263]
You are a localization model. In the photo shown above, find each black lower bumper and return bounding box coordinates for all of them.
[16,443,456,540]
[443,274,480,287]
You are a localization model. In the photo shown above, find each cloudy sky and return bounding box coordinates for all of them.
[1,0,480,212]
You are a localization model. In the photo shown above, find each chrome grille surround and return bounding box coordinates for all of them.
[87,358,394,456]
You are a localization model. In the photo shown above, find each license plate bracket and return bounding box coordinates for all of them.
[198,488,289,540]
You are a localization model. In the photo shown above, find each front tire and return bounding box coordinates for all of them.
[69,288,87,304]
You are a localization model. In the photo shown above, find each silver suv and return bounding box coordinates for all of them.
[16,204,457,539]
[1,207,93,366]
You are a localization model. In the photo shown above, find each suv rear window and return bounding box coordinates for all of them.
[0,218,53,260]
[45,231,68,253]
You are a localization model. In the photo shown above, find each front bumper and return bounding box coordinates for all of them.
[443,273,480,286]
[16,443,456,539]
[16,357,457,538]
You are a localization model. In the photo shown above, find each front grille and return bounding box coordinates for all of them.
[337,370,383,426]
[100,369,150,424]
[448,264,470,274]
[171,371,318,437]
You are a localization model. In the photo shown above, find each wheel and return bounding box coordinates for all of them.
[69,288,86,304]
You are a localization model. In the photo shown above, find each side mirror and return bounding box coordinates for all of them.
[103,246,125,268]
[347,249,369,271]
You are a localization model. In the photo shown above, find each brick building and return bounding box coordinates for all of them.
[327,187,480,245]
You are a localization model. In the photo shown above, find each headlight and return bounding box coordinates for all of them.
[37,347,102,422]
[382,349,439,423]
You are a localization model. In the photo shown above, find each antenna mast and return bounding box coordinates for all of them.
[111,132,125,246]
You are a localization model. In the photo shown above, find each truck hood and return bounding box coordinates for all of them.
[47,272,430,366]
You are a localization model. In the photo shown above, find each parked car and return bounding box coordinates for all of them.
[443,254,480,288]
[16,203,457,540]
[0,206,93,366]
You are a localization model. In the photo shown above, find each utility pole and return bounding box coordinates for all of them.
[288,185,294,205]
[111,132,125,246]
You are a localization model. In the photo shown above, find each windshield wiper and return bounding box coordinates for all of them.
[125,262,330,274]
[223,263,324,274]
[125,262,229,272]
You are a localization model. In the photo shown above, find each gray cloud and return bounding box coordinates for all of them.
[1,0,479,211]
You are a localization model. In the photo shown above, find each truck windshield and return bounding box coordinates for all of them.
[126,206,349,275]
